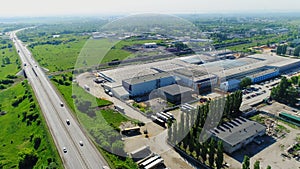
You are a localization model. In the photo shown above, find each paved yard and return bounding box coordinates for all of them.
[76,72,195,169]
[223,101,300,169]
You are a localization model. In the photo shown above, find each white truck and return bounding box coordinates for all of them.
[84,85,90,91]
[114,105,124,113]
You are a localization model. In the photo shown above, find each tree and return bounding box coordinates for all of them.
[172,122,178,144]
[276,45,282,55]
[271,76,298,105]
[185,112,190,134]
[282,45,287,55]
[294,45,300,56]
[189,137,195,156]
[168,123,173,142]
[180,113,185,141]
[195,142,201,160]
[240,77,252,89]
[208,139,216,167]
[276,45,287,55]
[200,142,208,162]
[266,165,272,169]
[291,76,299,85]
[18,148,38,169]
[242,155,250,169]
[232,90,243,115]
[4,57,10,64]
[254,160,260,169]
[33,137,41,150]
[286,87,299,105]
[216,141,224,169]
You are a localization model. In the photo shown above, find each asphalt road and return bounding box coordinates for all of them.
[10,29,108,169]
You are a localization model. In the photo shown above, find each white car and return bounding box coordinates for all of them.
[66,119,70,125]
[63,147,67,153]
[79,141,83,146]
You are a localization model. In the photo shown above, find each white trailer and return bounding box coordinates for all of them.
[156,112,169,122]
[139,155,160,168]
[114,105,124,113]
[144,158,164,169]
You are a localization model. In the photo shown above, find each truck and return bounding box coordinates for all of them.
[114,105,124,113]
[84,85,90,91]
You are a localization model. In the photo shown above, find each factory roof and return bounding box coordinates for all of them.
[247,68,278,79]
[101,53,300,88]
[173,68,208,77]
[159,84,193,96]
[123,72,173,85]
[269,58,300,68]
[210,117,266,146]
[177,54,214,64]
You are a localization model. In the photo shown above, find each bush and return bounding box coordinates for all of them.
[33,137,41,150]
[0,85,6,90]
[64,81,71,86]
[6,75,17,79]
[18,148,38,169]
[0,79,14,85]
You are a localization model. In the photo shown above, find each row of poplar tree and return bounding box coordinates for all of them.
[167,90,243,169]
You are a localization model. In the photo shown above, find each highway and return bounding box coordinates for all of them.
[10,29,108,169]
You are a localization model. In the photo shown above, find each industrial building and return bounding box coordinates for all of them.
[143,42,158,48]
[122,72,176,97]
[209,117,266,153]
[171,68,218,94]
[279,112,300,126]
[220,79,240,91]
[246,68,279,83]
[100,53,300,100]
[158,84,194,104]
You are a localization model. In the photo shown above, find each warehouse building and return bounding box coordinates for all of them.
[122,72,176,97]
[171,68,218,93]
[246,68,279,83]
[220,79,240,92]
[143,42,158,48]
[158,84,193,104]
[209,117,266,153]
[100,53,300,99]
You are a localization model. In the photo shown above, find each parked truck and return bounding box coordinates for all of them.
[114,105,125,113]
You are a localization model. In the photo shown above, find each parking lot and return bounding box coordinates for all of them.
[242,77,281,106]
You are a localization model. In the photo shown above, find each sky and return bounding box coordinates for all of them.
[1,0,300,17]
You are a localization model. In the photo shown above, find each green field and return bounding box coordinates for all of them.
[0,81,62,169]
[77,38,164,68]
[27,33,164,72]
[29,36,89,72]
[0,39,21,89]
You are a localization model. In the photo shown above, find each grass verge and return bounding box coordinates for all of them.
[0,81,62,168]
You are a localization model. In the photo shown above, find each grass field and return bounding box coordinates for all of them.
[0,40,20,80]
[29,36,89,72]
[77,38,164,66]
[0,81,62,169]
[28,34,163,72]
